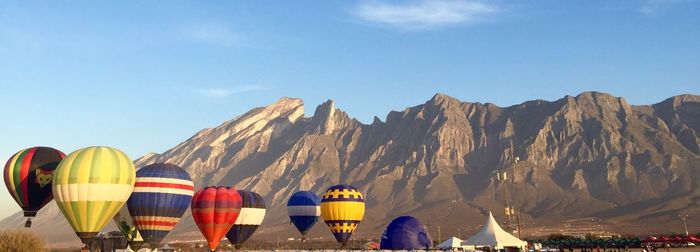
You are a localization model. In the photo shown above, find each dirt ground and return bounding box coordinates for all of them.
[569,249,699,252]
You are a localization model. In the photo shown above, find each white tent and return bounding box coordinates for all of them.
[462,211,528,249]
[437,237,465,249]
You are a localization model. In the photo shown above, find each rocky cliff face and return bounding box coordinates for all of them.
[3,92,699,247]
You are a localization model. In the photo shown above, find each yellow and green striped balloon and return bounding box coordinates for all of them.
[52,146,136,245]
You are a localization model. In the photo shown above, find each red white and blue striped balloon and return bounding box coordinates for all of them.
[127,163,194,248]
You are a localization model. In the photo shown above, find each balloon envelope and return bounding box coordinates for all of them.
[320,184,365,246]
[380,216,431,250]
[128,163,193,247]
[191,187,241,251]
[3,147,65,221]
[113,205,144,251]
[287,191,320,236]
[52,146,136,244]
[226,190,266,248]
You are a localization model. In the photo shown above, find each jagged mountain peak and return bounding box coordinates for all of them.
[308,99,359,135]
[312,99,335,120]
[427,92,463,108]
[372,115,384,125]
[430,92,456,102]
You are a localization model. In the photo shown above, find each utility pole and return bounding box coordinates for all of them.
[679,214,689,236]
[512,157,522,239]
[498,170,511,230]
[437,226,442,242]
[496,152,526,236]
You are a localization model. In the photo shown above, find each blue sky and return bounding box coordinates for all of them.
[0,0,699,219]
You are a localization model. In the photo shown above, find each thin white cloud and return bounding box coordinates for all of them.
[197,85,264,98]
[352,0,502,31]
[639,0,689,15]
[182,23,239,47]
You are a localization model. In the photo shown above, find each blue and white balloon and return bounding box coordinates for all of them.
[287,191,321,239]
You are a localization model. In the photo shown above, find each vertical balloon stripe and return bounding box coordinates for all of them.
[10,150,24,191]
[83,147,96,183]
[95,201,115,230]
[67,148,86,184]
[87,200,100,230]
[118,149,133,184]
[60,185,77,228]
[73,201,84,230]
[119,148,128,184]
[12,150,27,204]
[89,147,102,183]
[95,202,110,231]
[107,147,119,184]
[19,148,37,205]
[109,148,119,183]
[5,152,18,204]
[56,149,72,184]
[98,147,110,183]
[5,151,22,205]
[73,147,88,184]
[87,201,96,230]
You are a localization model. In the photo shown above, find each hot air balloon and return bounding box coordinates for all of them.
[380,216,431,250]
[52,146,136,247]
[191,187,241,251]
[287,191,320,241]
[113,205,144,251]
[320,184,365,247]
[128,163,193,249]
[3,147,65,227]
[226,190,266,248]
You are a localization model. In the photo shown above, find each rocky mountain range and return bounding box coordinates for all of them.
[2,92,699,247]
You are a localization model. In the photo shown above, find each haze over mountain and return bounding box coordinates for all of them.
[2,92,699,247]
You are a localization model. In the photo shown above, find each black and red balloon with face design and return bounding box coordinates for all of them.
[3,146,65,227]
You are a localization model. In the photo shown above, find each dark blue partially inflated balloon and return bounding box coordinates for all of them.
[226,190,266,249]
[287,191,321,237]
[380,216,431,250]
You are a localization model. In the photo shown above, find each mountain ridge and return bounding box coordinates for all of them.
[2,91,699,247]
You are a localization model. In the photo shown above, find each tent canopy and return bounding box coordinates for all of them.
[438,237,465,249]
[462,211,528,249]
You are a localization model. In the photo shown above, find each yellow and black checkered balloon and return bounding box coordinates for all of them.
[320,184,365,246]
